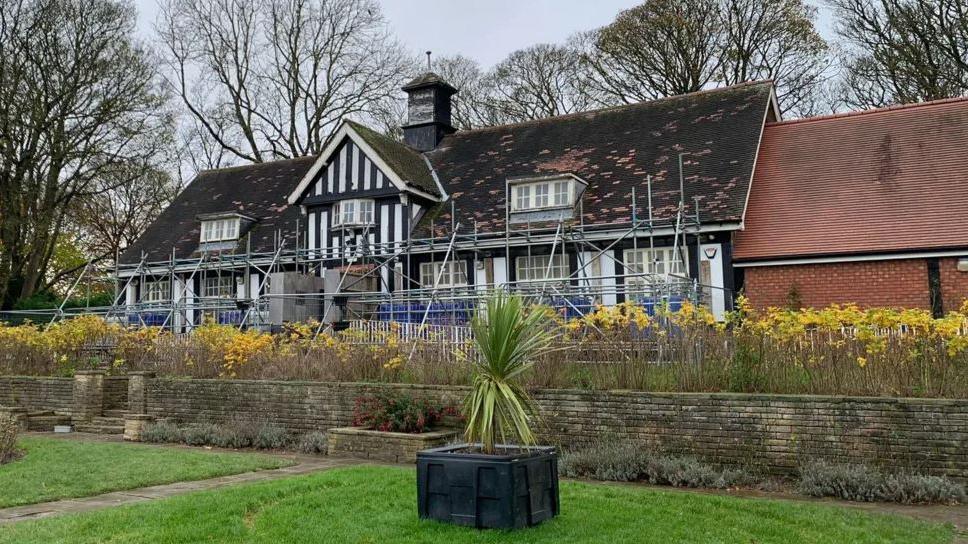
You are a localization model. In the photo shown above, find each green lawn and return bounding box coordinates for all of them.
[0,437,289,508]
[0,465,952,544]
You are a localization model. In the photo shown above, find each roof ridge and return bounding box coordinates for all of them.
[440,80,774,138]
[769,95,968,128]
[198,154,318,175]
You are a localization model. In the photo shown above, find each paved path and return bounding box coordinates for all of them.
[0,436,360,524]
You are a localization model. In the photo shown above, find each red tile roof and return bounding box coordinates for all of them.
[733,97,968,262]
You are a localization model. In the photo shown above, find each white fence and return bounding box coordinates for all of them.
[345,320,474,345]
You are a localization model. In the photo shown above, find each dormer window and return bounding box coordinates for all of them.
[333,199,375,227]
[200,217,240,243]
[510,178,578,212]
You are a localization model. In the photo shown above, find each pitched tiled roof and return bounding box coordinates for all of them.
[120,156,317,264]
[403,71,456,93]
[346,120,440,196]
[733,97,968,262]
[417,81,775,236]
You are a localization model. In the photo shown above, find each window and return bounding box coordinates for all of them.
[143,280,170,303]
[200,218,240,243]
[419,261,468,288]
[516,254,569,282]
[534,183,549,208]
[515,185,531,210]
[510,179,575,211]
[553,181,570,206]
[203,276,236,299]
[624,248,687,285]
[332,199,375,226]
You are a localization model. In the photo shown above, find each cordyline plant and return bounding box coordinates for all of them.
[464,293,556,454]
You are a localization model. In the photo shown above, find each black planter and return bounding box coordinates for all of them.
[416,444,559,529]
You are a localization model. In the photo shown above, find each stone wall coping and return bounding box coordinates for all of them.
[141,377,968,406]
[73,370,107,376]
[0,375,73,381]
[127,371,157,377]
[5,373,967,406]
[146,377,470,391]
[329,426,459,440]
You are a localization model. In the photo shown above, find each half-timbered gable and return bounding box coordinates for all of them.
[288,120,442,279]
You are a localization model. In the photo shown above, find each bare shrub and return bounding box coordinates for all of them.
[0,415,19,464]
[798,459,966,504]
[560,441,754,489]
[181,423,220,446]
[4,302,968,398]
[253,423,290,450]
[141,420,183,443]
[296,432,328,455]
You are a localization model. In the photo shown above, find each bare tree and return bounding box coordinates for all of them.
[584,0,724,103]
[719,0,833,115]
[432,55,501,129]
[0,0,169,309]
[485,43,600,123]
[831,0,968,108]
[73,166,180,264]
[157,0,412,163]
[582,0,832,116]
[367,54,505,137]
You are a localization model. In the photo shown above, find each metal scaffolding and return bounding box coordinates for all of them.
[3,158,723,333]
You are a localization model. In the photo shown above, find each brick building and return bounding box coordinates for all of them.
[734,98,968,314]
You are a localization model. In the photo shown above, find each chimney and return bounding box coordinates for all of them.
[401,72,457,152]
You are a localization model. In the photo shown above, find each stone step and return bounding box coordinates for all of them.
[73,423,124,435]
[102,409,128,419]
[27,414,71,432]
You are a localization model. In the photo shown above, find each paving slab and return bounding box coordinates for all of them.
[0,455,359,524]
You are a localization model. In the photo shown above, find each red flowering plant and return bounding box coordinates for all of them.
[352,391,463,433]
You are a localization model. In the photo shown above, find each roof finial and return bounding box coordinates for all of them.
[426,51,432,70]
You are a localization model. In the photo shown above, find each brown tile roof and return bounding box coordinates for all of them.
[417,81,775,236]
[734,97,968,262]
[120,156,317,264]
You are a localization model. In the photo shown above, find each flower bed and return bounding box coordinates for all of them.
[327,391,462,463]
[2,300,968,397]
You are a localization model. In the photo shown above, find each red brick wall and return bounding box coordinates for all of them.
[940,257,968,312]
[743,259,931,310]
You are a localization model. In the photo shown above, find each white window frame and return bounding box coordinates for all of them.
[419,261,468,289]
[624,248,687,285]
[142,280,170,303]
[510,179,576,212]
[200,218,240,243]
[332,199,375,227]
[203,276,236,299]
[515,254,570,282]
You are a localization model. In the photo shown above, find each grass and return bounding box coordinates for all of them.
[0,436,289,508]
[0,465,953,543]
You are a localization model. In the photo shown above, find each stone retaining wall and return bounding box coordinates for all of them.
[103,376,129,411]
[0,376,73,412]
[142,379,968,480]
[1,374,966,480]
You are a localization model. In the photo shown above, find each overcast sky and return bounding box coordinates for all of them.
[133,0,836,69]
